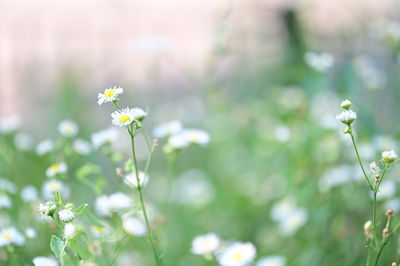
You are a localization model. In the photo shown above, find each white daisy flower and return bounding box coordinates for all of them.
[73,139,92,155]
[167,134,190,149]
[46,162,68,178]
[58,209,75,223]
[191,233,220,255]
[0,227,25,246]
[0,194,12,208]
[95,193,132,217]
[278,208,308,236]
[132,108,147,121]
[33,256,58,266]
[218,242,256,266]
[153,120,182,138]
[0,178,17,194]
[111,108,136,127]
[256,255,286,266]
[182,129,210,145]
[63,223,77,239]
[0,115,21,134]
[25,228,37,239]
[270,197,297,222]
[274,126,291,143]
[21,185,38,202]
[124,171,149,188]
[58,120,78,137]
[38,201,57,218]
[91,224,110,238]
[382,150,398,164]
[98,86,124,105]
[42,180,70,200]
[336,110,357,125]
[36,139,54,155]
[340,99,352,109]
[91,127,119,149]
[122,215,147,236]
[14,132,34,150]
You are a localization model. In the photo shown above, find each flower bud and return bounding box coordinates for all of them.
[340,99,352,109]
[392,262,397,266]
[364,220,372,238]
[336,110,357,125]
[383,228,389,238]
[386,209,394,217]
[382,150,399,164]
[58,209,75,223]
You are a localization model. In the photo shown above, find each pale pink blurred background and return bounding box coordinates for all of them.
[0,0,396,116]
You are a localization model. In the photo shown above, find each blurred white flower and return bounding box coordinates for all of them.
[111,108,136,127]
[63,223,77,239]
[58,120,78,137]
[278,208,308,236]
[95,192,132,216]
[124,171,149,188]
[36,139,55,156]
[122,215,147,236]
[38,201,57,218]
[218,242,256,266]
[14,132,34,150]
[46,162,68,178]
[33,256,58,266]
[256,255,286,266]
[191,233,220,255]
[319,165,355,192]
[73,139,92,155]
[271,197,297,222]
[0,115,21,134]
[167,129,210,149]
[21,185,38,202]
[0,178,17,194]
[25,228,37,239]
[0,227,25,246]
[132,108,147,121]
[304,52,334,72]
[274,126,290,143]
[382,150,398,164]
[98,86,123,105]
[91,224,110,238]
[167,133,190,149]
[0,194,12,208]
[58,209,75,223]
[153,120,183,138]
[91,127,118,149]
[43,180,70,200]
[336,110,357,125]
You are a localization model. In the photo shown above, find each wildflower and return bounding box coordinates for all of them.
[0,115,21,134]
[278,208,308,235]
[218,242,256,266]
[73,139,92,155]
[95,193,131,217]
[382,150,398,164]
[383,228,390,238]
[386,209,394,217]
[91,128,118,148]
[124,171,149,188]
[364,220,372,238]
[340,99,352,109]
[370,162,380,174]
[58,120,78,137]
[97,86,123,105]
[0,194,12,208]
[38,201,57,218]
[42,180,70,200]
[167,134,190,149]
[191,233,220,255]
[32,256,58,266]
[274,126,291,143]
[0,178,17,194]
[122,216,147,236]
[304,52,334,72]
[132,108,147,121]
[181,129,210,145]
[111,108,136,127]
[153,120,183,138]
[25,228,37,239]
[63,223,77,239]
[256,255,286,266]
[58,209,75,223]
[336,110,357,125]
[0,227,25,246]
[36,139,54,155]
[46,162,68,177]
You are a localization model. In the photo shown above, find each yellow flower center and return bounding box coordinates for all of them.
[104,89,116,98]
[233,253,243,261]
[118,115,131,123]
[50,163,61,172]
[49,183,60,190]
[2,233,12,241]
[93,226,106,233]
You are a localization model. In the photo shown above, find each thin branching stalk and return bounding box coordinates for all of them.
[128,125,162,266]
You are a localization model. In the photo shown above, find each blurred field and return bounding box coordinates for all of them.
[2,1,400,266]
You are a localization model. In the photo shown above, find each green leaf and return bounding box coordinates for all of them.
[69,238,92,260]
[74,204,89,215]
[50,235,64,259]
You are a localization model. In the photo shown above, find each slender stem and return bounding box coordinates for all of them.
[128,127,161,266]
[372,191,378,248]
[349,131,374,191]
[366,239,373,266]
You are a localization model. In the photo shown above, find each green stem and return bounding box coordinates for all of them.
[349,131,374,191]
[128,127,161,266]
